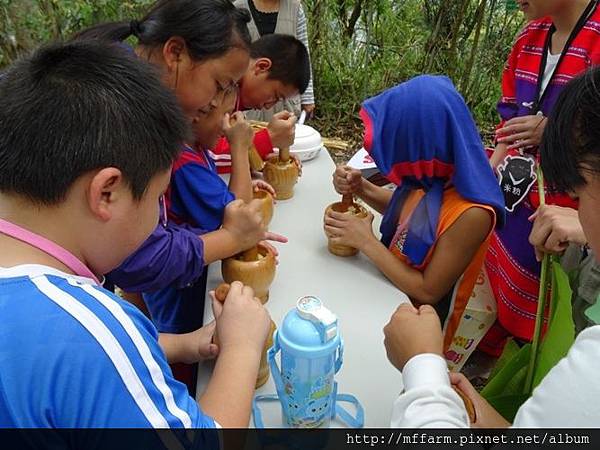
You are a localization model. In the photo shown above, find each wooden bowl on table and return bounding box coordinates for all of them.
[253,188,274,226]
[263,146,299,200]
[324,195,368,257]
[221,243,276,304]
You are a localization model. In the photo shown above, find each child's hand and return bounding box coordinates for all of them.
[180,322,219,364]
[223,112,253,155]
[323,208,374,251]
[259,240,280,264]
[333,165,363,195]
[222,199,266,250]
[252,179,276,197]
[383,303,443,371]
[210,281,270,355]
[258,232,288,265]
[159,325,218,364]
[449,373,510,428]
[267,111,296,150]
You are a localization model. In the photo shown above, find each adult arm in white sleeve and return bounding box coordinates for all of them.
[390,353,470,428]
[512,325,600,427]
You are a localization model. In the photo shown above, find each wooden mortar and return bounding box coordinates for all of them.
[263,146,299,200]
[221,243,276,303]
[213,283,276,389]
[253,188,274,226]
[324,194,368,257]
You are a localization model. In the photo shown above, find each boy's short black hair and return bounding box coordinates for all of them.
[250,34,310,94]
[541,67,600,193]
[0,40,188,205]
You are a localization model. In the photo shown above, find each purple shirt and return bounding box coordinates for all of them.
[107,222,206,293]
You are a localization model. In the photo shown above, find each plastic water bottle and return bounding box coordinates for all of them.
[269,296,342,428]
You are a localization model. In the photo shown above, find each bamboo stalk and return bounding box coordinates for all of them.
[524,165,550,394]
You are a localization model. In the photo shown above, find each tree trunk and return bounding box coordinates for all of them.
[461,0,487,94]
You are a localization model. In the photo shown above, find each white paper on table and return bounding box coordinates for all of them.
[347,147,376,170]
[346,147,393,188]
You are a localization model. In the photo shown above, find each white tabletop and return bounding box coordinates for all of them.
[196,148,409,427]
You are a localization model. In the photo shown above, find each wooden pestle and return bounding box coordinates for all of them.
[248,145,265,171]
[279,146,290,163]
[340,194,354,212]
[453,386,477,423]
[214,283,231,303]
[212,283,231,346]
[213,282,274,389]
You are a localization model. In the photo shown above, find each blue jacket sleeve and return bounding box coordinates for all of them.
[107,223,206,292]
[54,286,218,431]
[170,160,235,232]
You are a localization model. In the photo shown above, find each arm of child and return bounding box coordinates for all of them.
[370,207,492,304]
[326,206,492,304]
[266,111,296,152]
[200,199,267,264]
[358,178,394,214]
[198,282,271,427]
[449,372,511,428]
[224,112,254,203]
[159,322,218,364]
[107,223,206,292]
[384,303,470,428]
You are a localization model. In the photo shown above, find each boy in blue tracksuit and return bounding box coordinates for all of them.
[144,89,271,335]
[0,41,270,431]
[144,89,279,392]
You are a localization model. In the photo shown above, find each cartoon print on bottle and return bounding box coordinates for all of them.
[497,155,537,212]
[310,377,332,400]
[282,372,333,427]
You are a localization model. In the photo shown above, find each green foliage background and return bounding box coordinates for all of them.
[0,0,524,151]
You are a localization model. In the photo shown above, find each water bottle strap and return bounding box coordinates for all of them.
[253,391,365,428]
[252,394,280,428]
[267,336,286,399]
[335,393,365,428]
[335,339,344,373]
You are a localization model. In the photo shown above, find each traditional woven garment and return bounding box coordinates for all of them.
[482,2,600,355]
